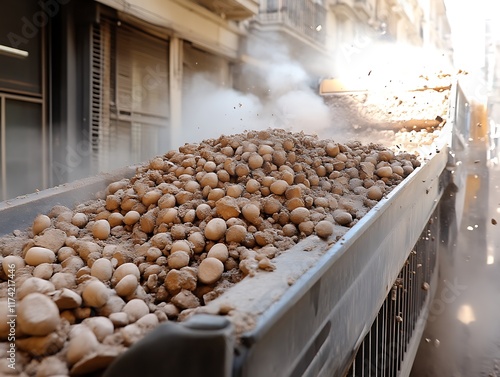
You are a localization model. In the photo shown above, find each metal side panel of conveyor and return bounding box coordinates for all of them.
[232,139,449,377]
[345,205,440,377]
[0,166,136,236]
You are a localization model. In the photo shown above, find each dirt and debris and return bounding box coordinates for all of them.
[0,127,433,376]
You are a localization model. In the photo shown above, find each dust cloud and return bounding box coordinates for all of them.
[179,34,332,145]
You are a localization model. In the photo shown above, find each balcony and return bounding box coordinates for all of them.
[195,0,260,20]
[353,0,375,18]
[254,0,327,46]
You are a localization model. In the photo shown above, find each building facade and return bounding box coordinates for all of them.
[0,0,450,201]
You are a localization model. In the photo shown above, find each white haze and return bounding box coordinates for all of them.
[181,76,265,142]
[180,35,332,144]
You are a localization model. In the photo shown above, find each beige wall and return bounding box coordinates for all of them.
[96,0,243,59]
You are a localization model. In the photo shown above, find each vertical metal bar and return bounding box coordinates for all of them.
[382,300,387,376]
[403,265,407,359]
[361,341,365,377]
[384,299,389,377]
[395,276,401,372]
[390,295,395,377]
[169,35,183,151]
[411,250,416,335]
[408,258,412,345]
[41,19,48,190]
[367,326,371,376]
[375,316,379,377]
[402,265,408,364]
[48,11,53,188]
[1,95,5,201]
[402,266,407,357]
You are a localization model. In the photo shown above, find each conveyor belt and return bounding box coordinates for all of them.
[0,81,468,377]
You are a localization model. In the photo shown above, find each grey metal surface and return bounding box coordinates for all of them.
[104,314,235,377]
[346,206,440,377]
[0,166,136,236]
[233,140,449,377]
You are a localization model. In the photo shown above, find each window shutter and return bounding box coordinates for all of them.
[90,19,169,173]
[90,18,113,173]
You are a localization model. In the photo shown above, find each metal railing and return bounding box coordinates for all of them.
[345,209,439,376]
[257,0,326,45]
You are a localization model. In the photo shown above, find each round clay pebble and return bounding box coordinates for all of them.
[200,172,218,188]
[195,204,212,220]
[391,165,404,176]
[136,313,159,327]
[57,246,76,262]
[298,221,315,235]
[282,223,297,237]
[114,274,139,297]
[113,263,140,284]
[226,184,243,198]
[367,185,384,200]
[289,207,310,224]
[170,240,191,254]
[108,212,124,227]
[207,244,229,263]
[188,232,205,254]
[333,210,353,226]
[326,142,339,157]
[123,299,150,322]
[167,251,190,269]
[378,150,394,161]
[92,219,111,240]
[248,153,264,169]
[91,258,113,282]
[207,188,225,202]
[146,247,162,262]
[83,316,114,341]
[142,190,162,206]
[2,255,25,275]
[33,214,51,235]
[109,312,129,327]
[51,272,77,290]
[71,213,89,228]
[18,293,60,336]
[66,327,99,365]
[204,218,227,241]
[33,263,54,280]
[197,257,224,285]
[270,180,289,195]
[376,166,393,178]
[123,210,141,226]
[225,225,247,243]
[24,247,56,266]
[315,220,334,239]
[82,280,110,308]
[149,157,164,170]
[245,179,260,193]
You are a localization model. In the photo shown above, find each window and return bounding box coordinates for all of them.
[0,1,43,96]
[0,0,46,200]
[91,19,169,173]
[3,98,44,199]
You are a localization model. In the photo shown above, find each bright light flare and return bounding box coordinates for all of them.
[487,245,495,265]
[334,42,452,93]
[457,304,476,325]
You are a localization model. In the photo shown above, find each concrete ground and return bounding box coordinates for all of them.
[411,148,500,376]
